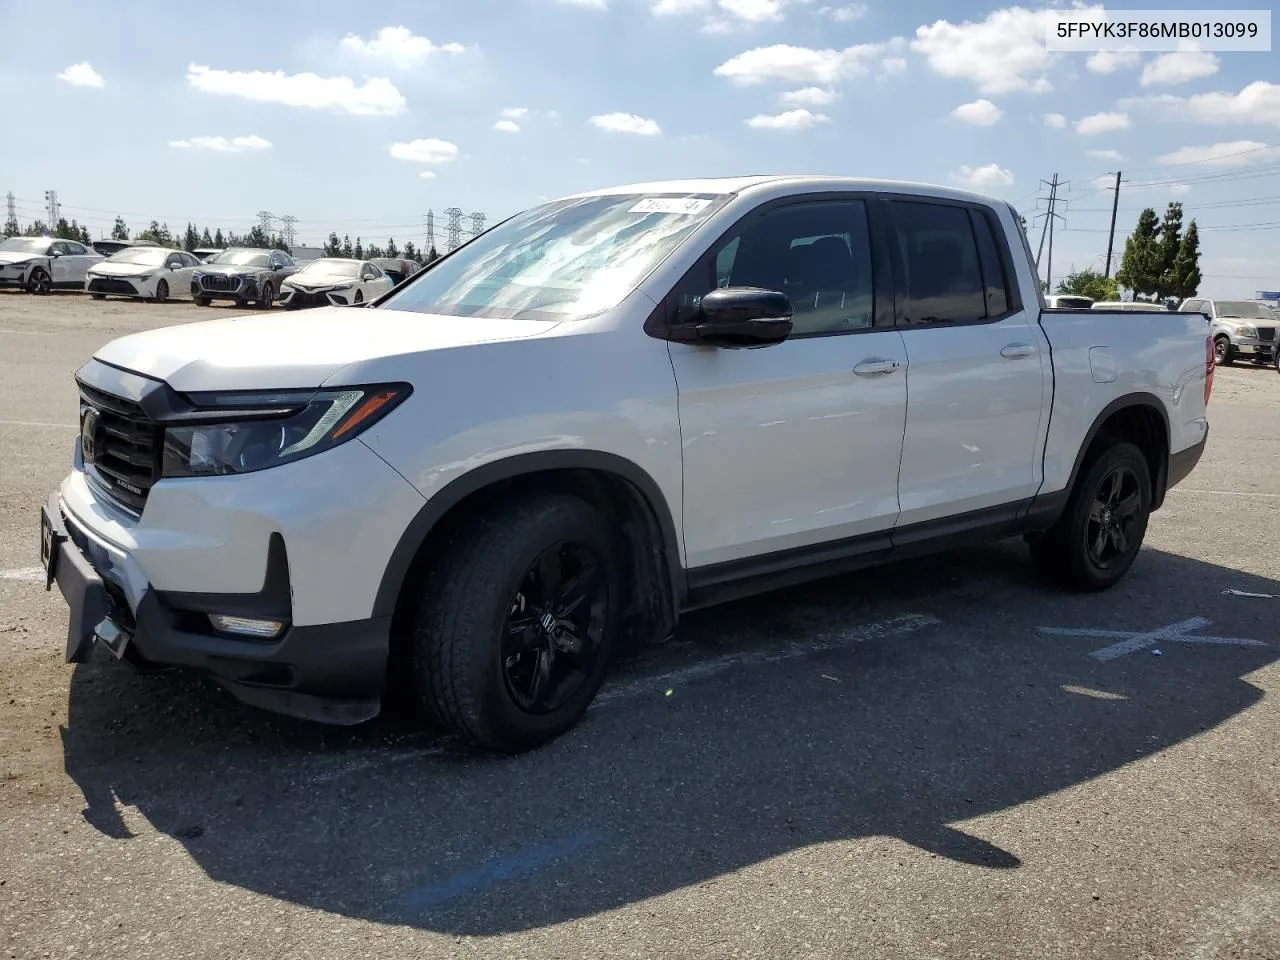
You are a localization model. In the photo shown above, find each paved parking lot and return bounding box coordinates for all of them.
[1,291,1277,959]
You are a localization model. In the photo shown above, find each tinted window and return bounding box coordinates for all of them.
[705,201,875,336]
[65,242,87,255]
[969,209,1010,317]
[1182,299,1204,314]
[891,201,986,325]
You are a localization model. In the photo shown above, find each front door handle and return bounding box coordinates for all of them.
[1000,343,1038,360]
[853,358,901,377]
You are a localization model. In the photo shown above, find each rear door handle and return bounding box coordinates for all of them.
[853,358,901,377]
[1000,343,1038,360]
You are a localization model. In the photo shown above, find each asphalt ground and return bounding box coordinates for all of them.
[0,291,1277,960]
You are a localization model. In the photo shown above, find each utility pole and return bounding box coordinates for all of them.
[1033,174,1068,293]
[1035,174,1057,270]
[256,210,275,239]
[3,192,17,236]
[1103,170,1122,277]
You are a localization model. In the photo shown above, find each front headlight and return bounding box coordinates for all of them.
[1236,324,1259,338]
[191,271,204,281]
[160,383,412,478]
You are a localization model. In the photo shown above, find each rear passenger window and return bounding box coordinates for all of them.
[969,209,1011,317]
[890,201,986,325]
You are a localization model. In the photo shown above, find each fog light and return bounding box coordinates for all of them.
[208,614,285,639]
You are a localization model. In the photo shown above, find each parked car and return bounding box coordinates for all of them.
[40,175,1213,753]
[369,257,422,287]
[1090,300,1169,312]
[279,257,395,309]
[1179,297,1279,366]
[0,236,103,294]
[192,248,224,263]
[1044,294,1094,309]
[191,247,297,308]
[85,246,203,302]
[91,239,138,258]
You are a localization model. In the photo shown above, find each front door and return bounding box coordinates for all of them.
[664,196,908,573]
[885,197,1050,532]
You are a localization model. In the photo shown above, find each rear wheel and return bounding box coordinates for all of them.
[410,494,620,752]
[153,279,169,303]
[1031,441,1152,591]
[26,268,51,295]
[1214,335,1233,365]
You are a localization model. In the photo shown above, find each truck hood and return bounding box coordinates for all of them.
[93,306,563,391]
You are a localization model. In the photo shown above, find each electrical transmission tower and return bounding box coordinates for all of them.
[279,215,297,248]
[443,207,463,251]
[44,190,61,226]
[256,210,275,237]
[4,192,17,235]
[1032,174,1069,293]
[469,212,486,240]
[424,210,435,253]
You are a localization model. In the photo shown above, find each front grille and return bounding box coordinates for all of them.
[1257,328,1275,342]
[79,383,161,514]
[285,290,329,308]
[88,276,138,295]
[200,274,238,292]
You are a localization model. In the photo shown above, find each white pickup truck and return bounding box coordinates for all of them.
[41,176,1214,752]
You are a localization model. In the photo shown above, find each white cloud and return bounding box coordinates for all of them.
[951,98,1002,126]
[910,5,1102,94]
[339,26,466,69]
[745,108,830,130]
[878,57,907,78]
[953,163,1014,188]
[168,135,272,153]
[186,63,405,116]
[557,0,607,7]
[501,107,530,119]
[1140,50,1219,87]
[1043,112,1066,128]
[652,0,705,11]
[815,3,867,21]
[1120,82,1280,127]
[719,0,783,22]
[1074,111,1129,135]
[1086,149,1125,161]
[493,119,521,133]
[1085,48,1140,74]
[590,112,661,135]
[419,171,438,180]
[389,138,460,164]
[1156,141,1280,167]
[56,62,103,88]
[714,38,904,86]
[781,86,837,106]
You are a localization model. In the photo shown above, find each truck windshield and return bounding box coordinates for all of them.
[1215,301,1274,319]
[376,193,730,321]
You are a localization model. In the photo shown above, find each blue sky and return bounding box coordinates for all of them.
[3,0,1278,296]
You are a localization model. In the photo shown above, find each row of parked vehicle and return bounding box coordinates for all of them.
[0,236,421,309]
[1044,292,1280,368]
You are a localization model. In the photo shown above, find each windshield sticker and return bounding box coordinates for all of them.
[628,197,714,216]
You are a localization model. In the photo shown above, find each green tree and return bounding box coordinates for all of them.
[426,245,439,264]
[340,234,353,258]
[366,242,384,259]
[111,216,130,241]
[1157,202,1184,298]
[200,227,213,247]
[324,232,342,257]
[1115,208,1163,299]
[385,237,399,258]
[401,240,418,262]
[244,225,270,248]
[354,237,364,260]
[136,220,175,246]
[1057,268,1119,302]
[213,228,226,248]
[183,223,200,252]
[1168,220,1201,300]
[24,220,49,237]
[2,209,18,237]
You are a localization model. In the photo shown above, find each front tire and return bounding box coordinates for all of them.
[153,279,169,303]
[1214,335,1234,366]
[257,281,273,309]
[26,268,51,295]
[195,296,212,307]
[410,494,620,752]
[1031,441,1152,591]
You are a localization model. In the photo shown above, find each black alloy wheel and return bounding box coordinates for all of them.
[354,289,364,304]
[501,541,609,715]
[154,279,169,303]
[26,268,51,295]
[258,281,273,309]
[1083,465,1143,572]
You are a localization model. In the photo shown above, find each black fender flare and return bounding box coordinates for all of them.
[371,450,684,619]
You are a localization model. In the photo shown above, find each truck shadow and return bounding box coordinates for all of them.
[58,543,1277,935]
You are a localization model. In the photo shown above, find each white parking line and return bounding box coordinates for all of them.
[1040,617,1268,661]
[593,613,942,707]
[0,420,77,429]
[0,567,44,582]
[1168,488,1280,500]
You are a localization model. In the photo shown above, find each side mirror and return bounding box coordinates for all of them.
[685,287,793,347]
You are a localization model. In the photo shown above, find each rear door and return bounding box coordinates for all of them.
[665,194,909,573]
[886,196,1051,536]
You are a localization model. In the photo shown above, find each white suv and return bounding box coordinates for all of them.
[41,176,1211,752]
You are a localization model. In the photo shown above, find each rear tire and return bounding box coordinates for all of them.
[1214,335,1233,366]
[1030,441,1152,591]
[410,494,620,752]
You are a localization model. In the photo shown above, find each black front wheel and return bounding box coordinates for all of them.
[257,281,273,309]
[26,269,51,295]
[153,279,169,303]
[1031,441,1152,591]
[410,494,620,752]
[195,296,212,307]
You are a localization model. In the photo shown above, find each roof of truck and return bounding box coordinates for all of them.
[565,175,1002,207]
